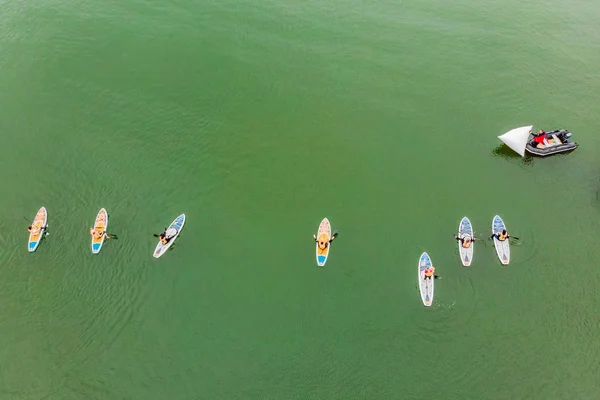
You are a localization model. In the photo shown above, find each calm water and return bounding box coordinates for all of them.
[1,1,599,399]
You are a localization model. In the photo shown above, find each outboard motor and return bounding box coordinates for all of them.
[557,132,570,142]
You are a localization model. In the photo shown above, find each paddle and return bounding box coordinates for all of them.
[489,234,519,241]
[453,234,485,246]
[313,230,339,242]
[331,230,339,241]
[153,228,167,238]
[106,233,118,240]
[153,228,178,241]
[25,217,49,236]
[453,233,481,239]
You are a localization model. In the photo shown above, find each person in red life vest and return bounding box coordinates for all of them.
[424,266,435,280]
[531,129,547,147]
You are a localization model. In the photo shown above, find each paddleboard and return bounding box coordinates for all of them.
[458,216,474,266]
[492,215,510,265]
[28,207,47,253]
[315,218,332,267]
[91,208,108,254]
[418,252,434,307]
[153,214,185,259]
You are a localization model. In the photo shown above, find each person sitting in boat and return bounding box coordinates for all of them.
[491,229,510,241]
[531,129,546,147]
[453,234,476,248]
[424,266,435,280]
[313,233,335,251]
[531,129,550,147]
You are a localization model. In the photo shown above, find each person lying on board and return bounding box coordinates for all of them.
[313,231,337,250]
[424,266,435,280]
[453,234,476,248]
[491,229,510,241]
[28,224,48,235]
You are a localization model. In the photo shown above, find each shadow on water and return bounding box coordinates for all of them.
[594,174,600,210]
[492,144,533,168]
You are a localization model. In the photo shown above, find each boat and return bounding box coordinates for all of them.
[457,216,474,266]
[418,252,434,307]
[91,208,108,254]
[526,129,578,156]
[28,207,47,252]
[491,215,510,265]
[153,214,186,259]
[498,125,578,157]
[315,218,332,266]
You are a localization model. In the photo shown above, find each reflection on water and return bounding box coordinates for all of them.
[492,144,533,167]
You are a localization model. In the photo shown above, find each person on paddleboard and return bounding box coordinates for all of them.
[453,234,476,248]
[424,266,435,280]
[491,229,510,241]
[28,224,47,235]
[90,227,109,240]
[313,232,336,250]
[159,233,168,245]
[158,228,177,245]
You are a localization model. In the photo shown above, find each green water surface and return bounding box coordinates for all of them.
[1,1,599,399]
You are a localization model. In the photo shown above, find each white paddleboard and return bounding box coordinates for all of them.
[28,207,47,253]
[153,214,186,259]
[458,216,474,266]
[315,218,332,267]
[492,215,510,265]
[418,252,434,307]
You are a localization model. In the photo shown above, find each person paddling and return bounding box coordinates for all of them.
[491,229,510,241]
[159,232,169,245]
[453,234,476,248]
[28,224,48,235]
[156,227,177,245]
[313,231,338,251]
[90,227,111,240]
[424,266,436,280]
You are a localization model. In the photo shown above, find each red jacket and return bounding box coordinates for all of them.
[533,132,546,144]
